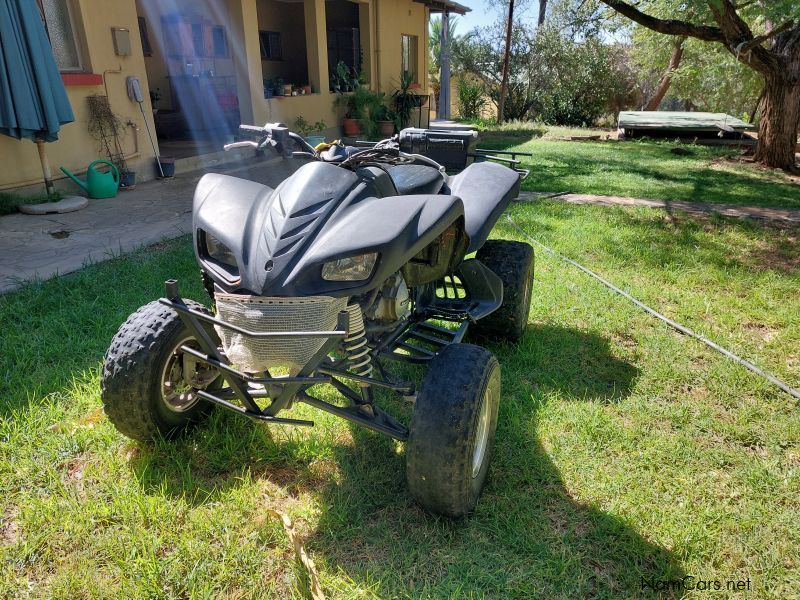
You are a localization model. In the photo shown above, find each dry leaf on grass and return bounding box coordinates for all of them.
[266,506,325,600]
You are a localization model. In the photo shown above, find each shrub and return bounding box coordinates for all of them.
[456,77,487,120]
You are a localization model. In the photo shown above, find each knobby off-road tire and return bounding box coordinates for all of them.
[101,299,220,442]
[406,344,501,517]
[473,240,534,341]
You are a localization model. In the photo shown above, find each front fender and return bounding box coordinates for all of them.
[285,194,467,296]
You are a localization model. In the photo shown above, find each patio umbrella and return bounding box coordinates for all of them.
[0,0,75,195]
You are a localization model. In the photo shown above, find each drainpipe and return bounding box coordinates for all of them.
[374,0,381,92]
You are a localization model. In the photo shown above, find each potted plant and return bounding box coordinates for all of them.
[119,168,136,189]
[332,63,361,136]
[294,116,327,147]
[392,71,420,130]
[331,61,355,93]
[335,92,362,137]
[375,104,396,137]
[274,78,284,96]
[302,84,312,95]
[264,79,274,99]
[335,86,384,138]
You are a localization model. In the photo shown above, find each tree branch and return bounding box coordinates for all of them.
[708,0,782,75]
[739,20,795,53]
[599,0,725,42]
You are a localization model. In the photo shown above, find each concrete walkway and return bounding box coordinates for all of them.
[0,155,298,294]
[517,191,800,223]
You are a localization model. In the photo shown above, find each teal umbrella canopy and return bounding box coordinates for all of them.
[0,0,74,143]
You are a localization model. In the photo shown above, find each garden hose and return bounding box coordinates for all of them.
[505,214,800,401]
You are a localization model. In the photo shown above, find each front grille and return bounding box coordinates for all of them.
[214,294,348,373]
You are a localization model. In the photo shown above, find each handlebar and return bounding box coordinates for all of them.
[226,122,449,172]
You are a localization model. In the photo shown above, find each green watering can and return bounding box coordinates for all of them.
[60,160,120,199]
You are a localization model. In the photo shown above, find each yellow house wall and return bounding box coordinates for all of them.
[257,0,309,87]
[0,0,430,191]
[248,0,430,133]
[375,0,428,94]
[0,0,158,193]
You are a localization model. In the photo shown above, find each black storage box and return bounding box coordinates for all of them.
[399,128,478,172]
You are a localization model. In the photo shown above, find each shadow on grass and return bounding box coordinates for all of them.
[514,200,800,276]
[490,324,639,403]
[480,131,798,208]
[477,124,547,150]
[130,325,679,597]
[524,151,799,208]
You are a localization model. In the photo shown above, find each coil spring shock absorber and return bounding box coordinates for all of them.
[344,303,372,377]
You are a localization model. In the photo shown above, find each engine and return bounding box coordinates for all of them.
[365,272,411,323]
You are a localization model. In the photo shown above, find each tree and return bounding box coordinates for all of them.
[453,23,633,124]
[599,0,800,171]
[643,36,685,110]
[538,0,548,26]
[633,31,763,116]
[453,23,537,121]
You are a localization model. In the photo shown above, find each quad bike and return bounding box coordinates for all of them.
[101,124,534,517]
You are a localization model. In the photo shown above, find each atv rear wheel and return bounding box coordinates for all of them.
[406,344,501,517]
[101,300,221,442]
[473,240,534,341]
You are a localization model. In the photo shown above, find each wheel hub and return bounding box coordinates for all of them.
[160,336,218,412]
[472,371,499,478]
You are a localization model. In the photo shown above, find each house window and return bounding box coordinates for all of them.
[37,0,83,71]
[259,31,282,60]
[401,34,418,82]
[191,23,205,57]
[212,26,228,58]
[138,17,152,57]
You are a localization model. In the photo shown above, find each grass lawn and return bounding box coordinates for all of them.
[1,201,799,598]
[476,124,800,208]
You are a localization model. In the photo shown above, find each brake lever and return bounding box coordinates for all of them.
[223,141,259,151]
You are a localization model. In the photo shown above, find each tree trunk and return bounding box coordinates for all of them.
[538,0,547,26]
[497,0,515,124]
[644,37,684,110]
[753,76,800,171]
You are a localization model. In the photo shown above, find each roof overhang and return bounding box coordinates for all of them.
[415,0,470,15]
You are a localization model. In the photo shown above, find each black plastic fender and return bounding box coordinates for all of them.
[286,194,467,296]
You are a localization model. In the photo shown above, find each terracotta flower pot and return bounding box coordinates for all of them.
[377,120,395,137]
[342,118,362,137]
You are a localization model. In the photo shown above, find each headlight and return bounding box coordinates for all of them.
[204,232,237,267]
[322,253,377,281]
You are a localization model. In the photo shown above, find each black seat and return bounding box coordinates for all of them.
[387,164,445,195]
[445,161,520,253]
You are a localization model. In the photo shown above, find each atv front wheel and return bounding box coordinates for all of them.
[473,240,534,341]
[101,300,221,441]
[406,344,501,517]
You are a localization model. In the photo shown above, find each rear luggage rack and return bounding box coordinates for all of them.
[471,148,532,179]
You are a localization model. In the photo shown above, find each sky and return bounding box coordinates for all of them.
[449,0,540,34]
[455,0,496,33]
